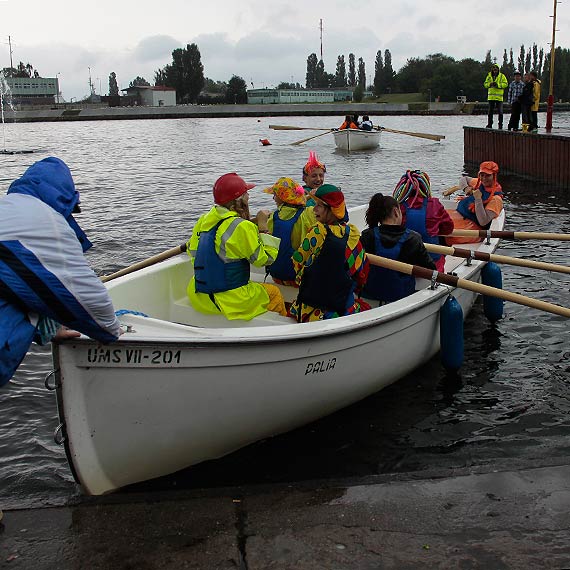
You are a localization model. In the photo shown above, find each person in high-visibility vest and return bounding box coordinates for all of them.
[187,173,288,320]
[484,64,508,129]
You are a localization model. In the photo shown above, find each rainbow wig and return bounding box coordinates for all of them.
[393,170,431,207]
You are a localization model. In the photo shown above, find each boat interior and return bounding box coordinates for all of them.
[107,201,500,331]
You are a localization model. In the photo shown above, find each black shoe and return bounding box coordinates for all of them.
[498,126,503,130]
[485,125,492,129]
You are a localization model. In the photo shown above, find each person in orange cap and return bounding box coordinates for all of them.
[263,177,316,286]
[186,173,288,320]
[446,161,504,244]
[289,184,370,322]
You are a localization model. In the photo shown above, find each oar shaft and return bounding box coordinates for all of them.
[423,243,570,275]
[101,243,187,283]
[291,131,333,145]
[378,127,445,141]
[269,124,330,131]
[366,253,570,318]
[446,229,570,241]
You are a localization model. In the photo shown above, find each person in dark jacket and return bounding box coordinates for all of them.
[361,194,436,304]
[518,73,535,132]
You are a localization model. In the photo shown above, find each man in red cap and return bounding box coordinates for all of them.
[186,173,288,320]
[447,161,504,244]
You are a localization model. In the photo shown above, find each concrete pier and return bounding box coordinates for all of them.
[2,461,570,569]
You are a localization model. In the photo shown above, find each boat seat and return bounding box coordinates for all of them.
[170,295,295,328]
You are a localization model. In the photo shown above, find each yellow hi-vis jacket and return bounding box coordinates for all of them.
[484,71,508,101]
[532,79,541,112]
[187,205,280,320]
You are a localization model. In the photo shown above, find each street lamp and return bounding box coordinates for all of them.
[428,88,432,103]
[56,72,61,104]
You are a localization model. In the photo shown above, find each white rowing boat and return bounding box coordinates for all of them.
[333,128,380,151]
[52,201,505,495]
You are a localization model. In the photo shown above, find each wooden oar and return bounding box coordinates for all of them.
[444,229,570,241]
[377,126,445,142]
[101,243,187,283]
[442,185,461,197]
[291,131,333,145]
[423,243,570,275]
[269,124,331,131]
[366,253,570,318]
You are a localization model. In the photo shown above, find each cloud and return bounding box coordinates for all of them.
[133,35,181,63]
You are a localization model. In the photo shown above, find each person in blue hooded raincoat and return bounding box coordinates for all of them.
[0,157,122,387]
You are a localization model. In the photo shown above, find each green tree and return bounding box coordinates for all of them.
[130,76,150,87]
[348,53,356,86]
[226,75,247,104]
[357,57,366,88]
[157,43,205,103]
[315,59,328,87]
[334,55,347,87]
[306,53,318,88]
[518,45,525,72]
[203,77,227,93]
[373,50,384,96]
[525,48,531,73]
[384,50,395,92]
[108,72,119,97]
[538,48,544,77]
[353,84,364,102]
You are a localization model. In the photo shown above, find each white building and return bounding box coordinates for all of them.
[247,88,374,104]
[121,85,177,106]
[247,89,335,104]
[4,76,59,105]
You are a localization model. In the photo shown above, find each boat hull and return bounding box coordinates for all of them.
[54,203,504,495]
[333,128,380,151]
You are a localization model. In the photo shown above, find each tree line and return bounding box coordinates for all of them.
[4,41,570,104]
[304,44,570,103]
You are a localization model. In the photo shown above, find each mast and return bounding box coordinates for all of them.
[8,36,14,74]
[545,0,558,132]
[319,19,323,62]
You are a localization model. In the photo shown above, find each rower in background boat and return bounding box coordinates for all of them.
[361,194,436,305]
[302,151,326,206]
[393,170,454,272]
[186,173,289,320]
[446,161,504,245]
[263,177,316,287]
[360,115,373,131]
[338,115,358,130]
[290,185,370,322]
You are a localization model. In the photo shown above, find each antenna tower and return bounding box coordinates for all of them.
[319,19,323,61]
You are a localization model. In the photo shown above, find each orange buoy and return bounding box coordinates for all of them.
[259,138,271,146]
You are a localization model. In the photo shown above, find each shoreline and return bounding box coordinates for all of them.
[3,101,569,123]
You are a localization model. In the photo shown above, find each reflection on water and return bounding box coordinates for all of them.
[0,114,569,507]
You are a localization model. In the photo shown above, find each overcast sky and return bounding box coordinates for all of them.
[0,0,566,101]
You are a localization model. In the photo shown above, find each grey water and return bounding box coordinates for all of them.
[0,114,569,509]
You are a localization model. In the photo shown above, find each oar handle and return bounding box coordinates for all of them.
[423,243,570,274]
[366,253,570,318]
[101,243,188,283]
[445,230,570,241]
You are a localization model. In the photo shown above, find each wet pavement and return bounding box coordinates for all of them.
[2,460,570,569]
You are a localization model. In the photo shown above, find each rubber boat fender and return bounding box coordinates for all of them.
[481,262,504,323]
[259,138,271,146]
[440,295,464,371]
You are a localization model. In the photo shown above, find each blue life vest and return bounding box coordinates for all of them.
[298,226,354,315]
[456,185,503,229]
[362,227,416,303]
[269,207,303,282]
[194,219,249,294]
[403,199,442,266]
